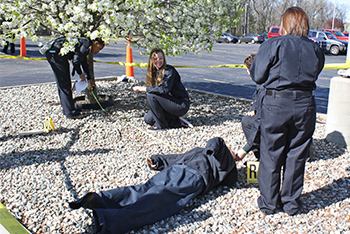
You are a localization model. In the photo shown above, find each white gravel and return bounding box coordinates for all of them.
[0,80,349,234]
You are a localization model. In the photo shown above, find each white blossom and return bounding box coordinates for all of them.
[0,0,242,55]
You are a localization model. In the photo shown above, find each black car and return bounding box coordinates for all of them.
[238,34,264,44]
[217,33,239,43]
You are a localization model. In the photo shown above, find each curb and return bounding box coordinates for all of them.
[0,76,327,117]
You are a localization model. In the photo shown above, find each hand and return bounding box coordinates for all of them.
[247,111,256,116]
[235,148,247,161]
[88,79,96,88]
[80,73,86,81]
[133,86,147,92]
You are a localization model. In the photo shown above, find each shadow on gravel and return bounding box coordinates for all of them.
[308,138,347,162]
[301,176,350,214]
[0,122,113,197]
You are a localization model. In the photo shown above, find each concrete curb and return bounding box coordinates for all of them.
[0,76,328,118]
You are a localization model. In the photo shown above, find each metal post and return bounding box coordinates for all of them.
[331,0,336,29]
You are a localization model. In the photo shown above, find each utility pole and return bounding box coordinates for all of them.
[332,0,336,29]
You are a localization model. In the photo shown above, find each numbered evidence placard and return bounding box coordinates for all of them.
[0,202,30,234]
[247,161,259,184]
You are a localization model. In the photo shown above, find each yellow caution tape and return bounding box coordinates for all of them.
[0,54,46,61]
[0,202,30,234]
[1,54,349,69]
[43,117,56,133]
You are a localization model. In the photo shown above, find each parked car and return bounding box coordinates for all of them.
[319,29,348,41]
[308,29,347,55]
[267,26,280,38]
[261,31,268,40]
[238,34,264,44]
[343,32,349,37]
[217,33,239,43]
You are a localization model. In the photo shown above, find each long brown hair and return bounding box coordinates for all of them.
[280,7,309,37]
[146,48,167,87]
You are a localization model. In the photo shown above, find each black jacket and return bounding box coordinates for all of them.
[149,137,237,194]
[52,37,93,80]
[250,35,325,91]
[146,65,189,101]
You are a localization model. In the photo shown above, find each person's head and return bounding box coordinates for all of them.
[280,7,309,37]
[244,54,256,73]
[90,38,105,55]
[146,48,167,86]
[149,48,166,70]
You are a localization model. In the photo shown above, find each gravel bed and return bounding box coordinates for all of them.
[0,80,349,234]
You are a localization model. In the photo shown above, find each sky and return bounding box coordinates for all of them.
[333,0,350,23]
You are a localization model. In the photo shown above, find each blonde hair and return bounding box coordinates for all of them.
[146,48,167,87]
[280,7,309,37]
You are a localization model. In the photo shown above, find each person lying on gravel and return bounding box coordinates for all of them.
[69,137,237,234]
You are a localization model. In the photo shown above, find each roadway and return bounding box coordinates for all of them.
[0,39,346,114]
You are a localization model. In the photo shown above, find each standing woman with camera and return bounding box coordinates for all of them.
[249,7,325,216]
[133,48,190,132]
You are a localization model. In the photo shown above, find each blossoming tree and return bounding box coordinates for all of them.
[0,0,242,55]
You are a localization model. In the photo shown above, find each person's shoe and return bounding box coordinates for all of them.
[69,192,96,209]
[146,158,158,170]
[147,126,167,132]
[179,117,193,128]
[67,112,86,119]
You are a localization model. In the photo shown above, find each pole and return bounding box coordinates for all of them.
[332,0,336,29]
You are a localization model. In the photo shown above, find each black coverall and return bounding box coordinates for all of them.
[241,86,265,160]
[45,37,92,118]
[69,137,237,234]
[250,35,325,215]
[144,64,190,129]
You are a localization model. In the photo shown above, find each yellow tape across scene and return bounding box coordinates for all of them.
[1,54,349,69]
[0,202,30,234]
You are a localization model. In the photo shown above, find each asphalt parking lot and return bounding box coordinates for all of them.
[0,39,346,114]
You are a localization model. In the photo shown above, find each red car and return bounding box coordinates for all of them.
[319,29,348,41]
[268,26,280,38]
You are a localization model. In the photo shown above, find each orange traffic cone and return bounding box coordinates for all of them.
[20,37,26,57]
[125,39,134,78]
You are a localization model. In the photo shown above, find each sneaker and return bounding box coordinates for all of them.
[147,126,167,132]
[179,117,193,128]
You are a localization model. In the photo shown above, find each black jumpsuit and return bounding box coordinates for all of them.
[45,37,92,118]
[250,35,325,215]
[144,64,190,129]
[69,137,237,234]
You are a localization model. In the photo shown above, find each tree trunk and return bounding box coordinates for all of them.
[84,52,98,103]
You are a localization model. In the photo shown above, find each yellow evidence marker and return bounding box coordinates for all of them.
[19,117,56,136]
[247,161,260,184]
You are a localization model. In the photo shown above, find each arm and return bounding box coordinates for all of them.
[250,41,276,85]
[72,38,92,80]
[146,65,179,95]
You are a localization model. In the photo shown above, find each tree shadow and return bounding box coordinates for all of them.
[0,121,113,200]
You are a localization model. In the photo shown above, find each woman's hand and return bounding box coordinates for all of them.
[235,148,247,161]
[80,73,86,81]
[88,79,96,88]
[246,111,256,116]
[133,86,147,92]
